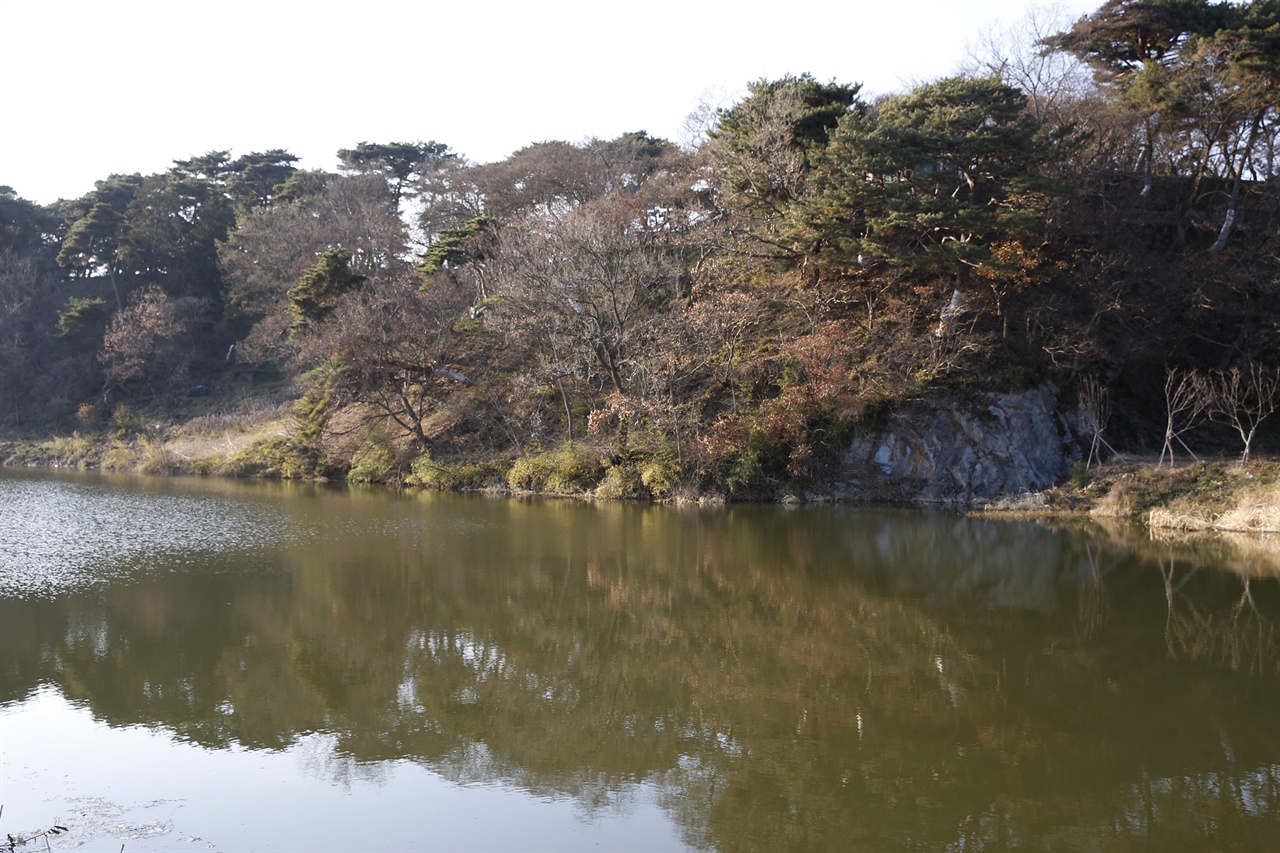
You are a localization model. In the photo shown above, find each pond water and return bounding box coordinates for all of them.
[1,467,1277,852]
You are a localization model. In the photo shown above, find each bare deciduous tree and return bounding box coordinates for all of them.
[490,195,677,398]
[100,285,210,393]
[1160,368,1211,466]
[962,2,1093,127]
[1077,376,1116,469]
[304,271,470,449]
[1208,363,1280,464]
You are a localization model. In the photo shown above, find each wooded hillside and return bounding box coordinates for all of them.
[2,0,1277,498]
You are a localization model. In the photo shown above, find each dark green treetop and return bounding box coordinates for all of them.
[709,74,864,219]
[802,76,1046,280]
[288,247,366,331]
[420,216,493,276]
[0,186,59,255]
[337,141,456,204]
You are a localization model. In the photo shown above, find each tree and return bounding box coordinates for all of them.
[288,248,366,331]
[708,74,862,259]
[964,4,1095,128]
[1160,367,1211,465]
[1039,0,1233,195]
[219,200,332,320]
[420,215,495,300]
[420,216,494,276]
[470,141,603,218]
[1207,363,1279,462]
[337,141,455,207]
[100,285,210,392]
[1196,1,1280,251]
[221,171,408,367]
[312,173,408,273]
[804,76,1047,288]
[413,156,488,241]
[586,131,675,193]
[225,149,300,210]
[491,194,678,400]
[1076,376,1117,468]
[0,186,58,256]
[302,270,471,449]
[120,172,234,300]
[0,248,60,414]
[57,174,146,311]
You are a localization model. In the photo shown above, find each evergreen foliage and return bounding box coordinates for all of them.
[288,248,366,331]
[805,76,1047,278]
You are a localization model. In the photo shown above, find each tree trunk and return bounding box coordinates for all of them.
[1209,109,1264,255]
[1138,115,1156,198]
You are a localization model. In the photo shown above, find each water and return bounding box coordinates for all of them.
[1,467,1277,851]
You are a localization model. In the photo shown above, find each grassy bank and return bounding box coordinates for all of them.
[1040,458,1280,533]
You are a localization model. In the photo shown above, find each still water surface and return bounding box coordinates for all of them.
[1,467,1277,851]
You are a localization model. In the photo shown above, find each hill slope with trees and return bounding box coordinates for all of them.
[2,0,1277,508]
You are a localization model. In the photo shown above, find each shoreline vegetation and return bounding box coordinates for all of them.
[2,408,1277,534]
[2,3,1277,541]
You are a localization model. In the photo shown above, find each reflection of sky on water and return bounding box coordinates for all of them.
[2,686,689,853]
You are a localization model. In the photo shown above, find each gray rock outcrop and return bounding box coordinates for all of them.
[834,385,1073,505]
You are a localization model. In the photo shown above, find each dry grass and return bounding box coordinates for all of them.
[1150,482,1280,533]
[166,400,295,469]
[1048,458,1280,527]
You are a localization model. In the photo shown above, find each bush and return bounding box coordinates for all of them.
[75,403,99,431]
[405,452,492,490]
[640,454,681,498]
[347,441,396,484]
[208,435,320,479]
[596,463,646,499]
[40,433,96,468]
[506,445,604,493]
[111,403,140,436]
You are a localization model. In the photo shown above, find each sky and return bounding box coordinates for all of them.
[0,0,1102,205]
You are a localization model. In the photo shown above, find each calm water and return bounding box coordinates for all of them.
[0,468,1277,852]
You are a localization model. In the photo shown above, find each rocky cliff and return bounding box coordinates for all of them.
[825,386,1074,506]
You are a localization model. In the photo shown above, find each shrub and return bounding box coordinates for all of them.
[41,433,96,467]
[210,435,320,479]
[347,441,396,484]
[596,463,646,499]
[111,403,139,436]
[405,453,492,490]
[75,403,99,431]
[506,445,604,493]
[640,454,681,498]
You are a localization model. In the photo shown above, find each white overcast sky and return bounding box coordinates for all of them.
[0,0,1100,205]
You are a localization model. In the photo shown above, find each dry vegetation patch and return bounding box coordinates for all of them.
[1050,458,1280,532]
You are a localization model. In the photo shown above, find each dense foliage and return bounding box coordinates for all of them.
[2,0,1277,496]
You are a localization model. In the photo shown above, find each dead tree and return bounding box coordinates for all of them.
[1208,363,1280,464]
[1161,368,1211,466]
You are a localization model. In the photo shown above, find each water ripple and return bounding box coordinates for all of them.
[0,474,304,598]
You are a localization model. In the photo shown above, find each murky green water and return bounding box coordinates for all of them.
[1,467,1277,851]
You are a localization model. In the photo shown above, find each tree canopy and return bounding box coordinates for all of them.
[2,5,1278,490]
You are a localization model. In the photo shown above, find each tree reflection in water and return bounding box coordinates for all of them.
[0,476,1277,850]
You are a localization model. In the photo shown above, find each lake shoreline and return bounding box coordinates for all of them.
[3,433,1277,534]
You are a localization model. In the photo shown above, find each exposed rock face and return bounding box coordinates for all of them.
[836,386,1072,505]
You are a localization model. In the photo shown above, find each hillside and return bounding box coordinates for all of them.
[1,0,1277,507]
